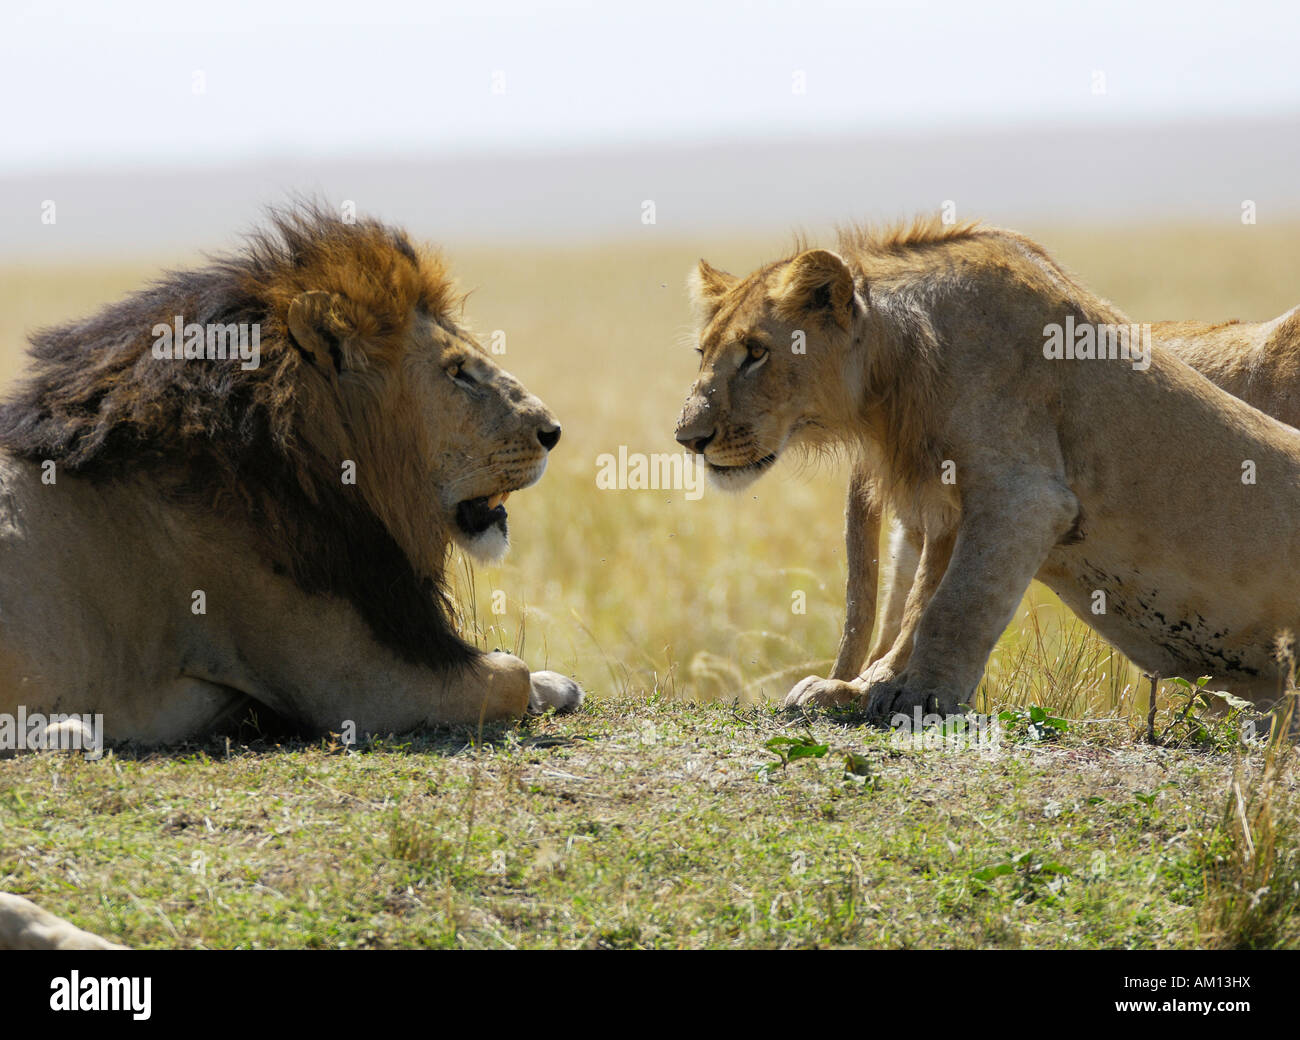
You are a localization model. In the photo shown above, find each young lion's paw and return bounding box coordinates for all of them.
[864,676,960,722]
[783,675,863,709]
[859,658,898,687]
[528,671,585,714]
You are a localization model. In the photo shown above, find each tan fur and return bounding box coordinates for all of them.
[0,894,125,950]
[678,219,1300,718]
[831,305,1300,691]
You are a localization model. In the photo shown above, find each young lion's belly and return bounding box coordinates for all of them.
[1037,545,1294,698]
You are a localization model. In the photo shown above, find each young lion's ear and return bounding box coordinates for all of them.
[775,249,855,331]
[287,290,349,373]
[687,259,737,322]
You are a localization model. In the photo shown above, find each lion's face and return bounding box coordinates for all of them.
[405,314,561,562]
[675,249,860,491]
[289,290,561,567]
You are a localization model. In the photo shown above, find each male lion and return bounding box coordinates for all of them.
[0,204,583,745]
[827,304,1300,697]
[675,217,1300,717]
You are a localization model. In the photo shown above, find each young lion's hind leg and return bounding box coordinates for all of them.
[829,465,881,682]
[859,517,923,680]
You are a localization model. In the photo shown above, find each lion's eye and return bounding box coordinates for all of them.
[447,363,478,389]
[741,343,769,370]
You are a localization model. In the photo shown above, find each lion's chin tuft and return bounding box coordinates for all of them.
[451,482,532,563]
[452,518,510,564]
[452,493,512,562]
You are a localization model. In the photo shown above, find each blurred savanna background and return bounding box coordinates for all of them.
[9,1,1300,954]
[3,0,1300,723]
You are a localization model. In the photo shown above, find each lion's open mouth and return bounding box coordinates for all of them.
[448,461,547,561]
[455,492,511,537]
[707,453,778,476]
[701,452,780,493]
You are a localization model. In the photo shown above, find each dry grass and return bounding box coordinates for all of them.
[1196,643,1300,950]
[3,223,1299,716]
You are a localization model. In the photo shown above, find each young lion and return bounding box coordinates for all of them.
[830,306,1300,698]
[676,218,1300,717]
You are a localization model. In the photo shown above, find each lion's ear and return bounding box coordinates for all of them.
[287,291,349,373]
[775,249,855,331]
[687,259,736,322]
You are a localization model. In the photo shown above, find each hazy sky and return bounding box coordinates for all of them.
[4,0,1300,174]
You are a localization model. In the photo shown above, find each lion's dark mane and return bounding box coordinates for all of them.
[0,203,477,674]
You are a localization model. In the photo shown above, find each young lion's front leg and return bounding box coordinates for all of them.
[864,476,1079,721]
[785,522,950,711]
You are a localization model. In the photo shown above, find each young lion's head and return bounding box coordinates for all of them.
[675,248,863,490]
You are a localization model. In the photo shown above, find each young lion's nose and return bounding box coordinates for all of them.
[675,428,715,454]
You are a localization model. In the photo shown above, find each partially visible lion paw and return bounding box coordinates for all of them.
[864,677,960,722]
[783,675,863,710]
[0,893,126,951]
[859,659,898,687]
[528,671,585,714]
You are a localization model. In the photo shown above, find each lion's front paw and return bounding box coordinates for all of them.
[529,670,585,714]
[859,658,898,687]
[783,675,863,710]
[864,676,961,722]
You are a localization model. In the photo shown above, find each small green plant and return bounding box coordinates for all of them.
[972,850,1070,904]
[841,752,882,791]
[996,705,1069,742]
[1160,675,1255,748]
[760,732,829,774]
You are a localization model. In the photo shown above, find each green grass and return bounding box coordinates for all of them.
[2,690,1296,949]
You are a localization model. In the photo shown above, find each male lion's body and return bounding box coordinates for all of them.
[0,462,528,740]
[831,305,1300,691]
[677,218,1300,716]
[0,207,584,949]
[0,205,582,744]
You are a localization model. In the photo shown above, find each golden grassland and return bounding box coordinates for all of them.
[2,222,1299,720]
[3,223,1300,949]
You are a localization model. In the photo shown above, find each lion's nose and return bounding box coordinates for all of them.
[675,428,715,454]
[537,424,561,451]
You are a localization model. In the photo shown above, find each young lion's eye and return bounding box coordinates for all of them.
[742,342,770,370]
